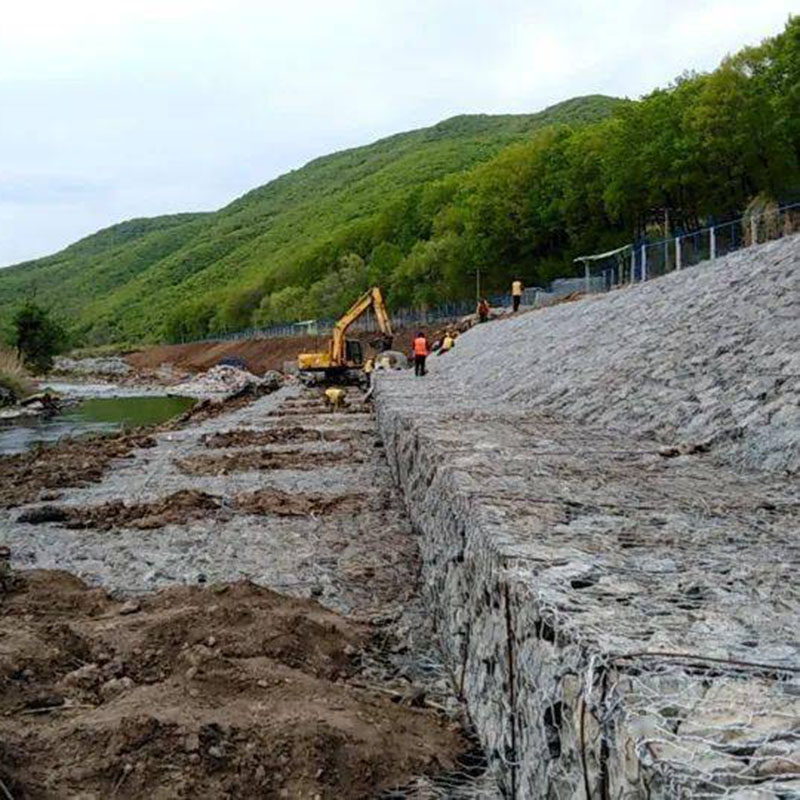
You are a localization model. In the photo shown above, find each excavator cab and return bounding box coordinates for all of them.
[345,339,364,366]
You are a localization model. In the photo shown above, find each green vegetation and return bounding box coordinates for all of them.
[0,17,798,346]
[8,300,67,373]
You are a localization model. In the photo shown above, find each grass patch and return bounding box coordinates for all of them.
[0,348,34,404]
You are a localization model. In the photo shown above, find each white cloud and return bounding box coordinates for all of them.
[0,0,795,265]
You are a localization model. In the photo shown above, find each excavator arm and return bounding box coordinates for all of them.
[330,287,393,366]
[297,286,392,376]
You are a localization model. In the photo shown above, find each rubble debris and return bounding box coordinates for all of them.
[169,364,283,399]
[53,356,133,376]
[0,572,467,799]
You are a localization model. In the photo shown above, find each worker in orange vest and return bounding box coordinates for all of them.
[413,331,429,377]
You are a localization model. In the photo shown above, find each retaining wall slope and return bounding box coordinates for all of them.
[375,237,800,798]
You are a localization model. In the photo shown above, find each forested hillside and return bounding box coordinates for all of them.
[1,16,798,346]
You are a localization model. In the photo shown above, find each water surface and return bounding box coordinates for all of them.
[0,395,194,455]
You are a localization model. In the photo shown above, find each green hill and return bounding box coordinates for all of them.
[0,95,621,344]
[2,15,799,348]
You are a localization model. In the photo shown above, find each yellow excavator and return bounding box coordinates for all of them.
[297,286,393,383]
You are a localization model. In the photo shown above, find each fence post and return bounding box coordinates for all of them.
[584,261,590,294]
[640,244,647,282]
[710,227,716,261]
[675,236,682,271]
[751,215,758,246]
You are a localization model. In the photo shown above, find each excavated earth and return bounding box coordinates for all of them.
[0,386,496,799]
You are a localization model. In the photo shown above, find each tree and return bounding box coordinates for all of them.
[11,300,66,373]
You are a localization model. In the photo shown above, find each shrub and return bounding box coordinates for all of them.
[10,301,67,373]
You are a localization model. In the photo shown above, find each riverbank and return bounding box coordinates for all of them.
[0,383,494,798]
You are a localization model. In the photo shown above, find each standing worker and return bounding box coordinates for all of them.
[413,331,429,377]
[363,357,375,388]
[512,278,524,312]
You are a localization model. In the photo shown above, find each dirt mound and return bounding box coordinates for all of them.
[17,489,224,530]
[0,571,466,799]
[176,447,362,476]
[18,488,368,530]
[202,425,355,448]
[268,406,372,417]
[236,488,366,518]
[0,433,156,509]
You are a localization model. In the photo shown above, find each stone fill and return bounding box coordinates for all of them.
[375,235,800,798]
[422,234,800,475]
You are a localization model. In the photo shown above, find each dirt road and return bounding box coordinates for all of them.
[0,386,494,798]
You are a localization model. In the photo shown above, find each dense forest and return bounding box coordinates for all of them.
[0,17,797,346]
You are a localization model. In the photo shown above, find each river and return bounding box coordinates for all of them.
[0,386,194,455]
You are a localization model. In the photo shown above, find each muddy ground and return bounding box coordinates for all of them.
[0,389,276,511]
[0,385,496,798]
[0,433,157,509]
[0,571,466,799]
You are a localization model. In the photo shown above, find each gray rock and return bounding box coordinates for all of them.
[118,599,141,615]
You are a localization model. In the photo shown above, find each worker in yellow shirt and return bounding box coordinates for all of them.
[441,332,454,352]
[512,279,524,312]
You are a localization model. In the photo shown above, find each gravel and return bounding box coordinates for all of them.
[1,386,418,620]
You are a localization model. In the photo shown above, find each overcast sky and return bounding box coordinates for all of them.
[0,0,795,267]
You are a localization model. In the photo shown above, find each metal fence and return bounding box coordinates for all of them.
[582,201,800,288]
[179,202,800,345]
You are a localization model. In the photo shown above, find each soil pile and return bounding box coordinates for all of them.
[18,488,367,530]
[202,425,355,448]
[0,571,466,800]
[176,446,361,476]
[17,489,224,530]
[0,433,156,509]
[235,488,366,518]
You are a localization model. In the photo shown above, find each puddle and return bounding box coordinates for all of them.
[0,395,195,454]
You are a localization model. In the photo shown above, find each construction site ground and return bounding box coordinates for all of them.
[126,327,436,377]
[0,386,495,799]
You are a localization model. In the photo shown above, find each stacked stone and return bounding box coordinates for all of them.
[375,235,800,798]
